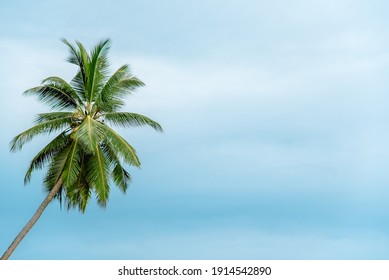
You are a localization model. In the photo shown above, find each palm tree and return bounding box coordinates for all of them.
[1,39,162,260]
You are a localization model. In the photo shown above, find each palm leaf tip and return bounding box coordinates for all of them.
[9,117,72,153]
[112,163,132,193]
[104,112,163,132]
[10,135,22,152]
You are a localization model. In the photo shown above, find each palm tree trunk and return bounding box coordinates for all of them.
[1,178,63,260]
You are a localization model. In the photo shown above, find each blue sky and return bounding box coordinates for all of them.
[1,0,389,259]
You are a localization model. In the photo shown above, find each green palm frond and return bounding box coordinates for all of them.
[101,142,131,193]
[86,144,110,207]
[34,112,74,123]
[62,39,89,100]
[87,39,110,103]
[112,162,132,194]
[24,76,81,110]
[75,41,89,71]
[61,39,83,67]
[73,116,105,153]
[24,131,71,184]
[66,153,92,212]
[70,72,86,101]
[97,122,141,167]
[67,180,91,212]
[61,139,82,187]
[41,76,83,105]
[104,112,163,132]
[95,64,145,112]
[43,141,74,193]
[10,117,72,151]
[76,41,90,100]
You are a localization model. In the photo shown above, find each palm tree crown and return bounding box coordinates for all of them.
[10,39,163,212]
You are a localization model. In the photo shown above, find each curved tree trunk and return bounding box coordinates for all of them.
[1,178,63,260]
